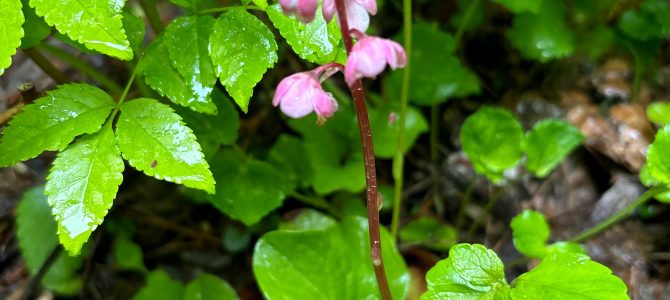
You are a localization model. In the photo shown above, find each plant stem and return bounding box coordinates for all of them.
[391,0,413,240]
[334,0,392,298]
[454,0,481,44]
[22,48,69,84]
[570,185,669,243]
[38,44,124,96]
[139,0,165,34]
[109,65,139,120]
[21,245,62,300]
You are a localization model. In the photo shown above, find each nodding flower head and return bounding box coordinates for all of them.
[323,0,377,32]
[273,66,341,123]
[279,0,319,23]
[344,32,407,86]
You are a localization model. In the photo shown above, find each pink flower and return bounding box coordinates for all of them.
[279,0,319,23]
[323,0,377,32]
[345,34,407,86]
[273,72,338,120]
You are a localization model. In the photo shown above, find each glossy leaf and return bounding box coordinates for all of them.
[618,0,670,41]
[510,253,628,299]
[647,102,670,126]
[267,4,342,64]
[20,0,50,49]
[122,12,145,55]
[510,210,550,259]
[206,149,286,225]
[646,125,670,184]
[116,98,215,193]
[46,123,124,255]
[133,270,185,300]
[253,212,409,300]
[17,187,83,295]
[184,274,240,300]
[165,16,217,114]
[422,244,510,300]
[399,216,457,251]
[138,36,217,114]
[0,83,116,167]
[494,0,542,13]
[523,119,583,178]
[0,0,24,76]
[460,106,524,183]
[114,237,146,272]
[210,8,278,112]
[30,0,133,60]
[507,0,574,62]
[370,104,428,158]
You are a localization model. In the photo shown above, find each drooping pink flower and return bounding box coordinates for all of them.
[279,0,319,23]
[345,34,407,86]
[323,0,377,32]
[273,71,338,120]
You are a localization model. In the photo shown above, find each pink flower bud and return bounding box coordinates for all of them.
[279,0,319,23]
[322,0,377,32]
[344,35,407,86]
[273,72,339,120]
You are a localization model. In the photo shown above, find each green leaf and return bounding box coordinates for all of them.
[0,0,24,75]
[370,104,429,158]
[114,237,146,272]
[460,106,524,183]
[0,83,116,167]
[576,26,614,60]
[545,241,585,257]
[399,216,458,251]
[507,0,574,62]
[206,149,286,225]
[494,0,543,13]
[647,125,670,184]
[46,123,124,255]
[185,274,239,300]
[133,270,185,300]
[618,0,670,41]
[647,102,670,126]
[122,11,145,55]
[278,209,337,231]
[20,0,50,49]
[422,244,510,300]
[210,8,278,112]
[510,210,550,259]
[523,119,583,178]
[267,4,342,64]
[165,16,217,115]
[253,214,409,299]
[116,98,215,193]
[17,187,83,295]
[267,134,314,193]
[30,0,133,60]
[138,35,217,114]
[510,253,628,299]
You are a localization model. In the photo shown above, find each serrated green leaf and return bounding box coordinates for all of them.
[241,0,267,9]
[116,98,215,193]
[510,253,628,299]
[122,11,145,55]
[399,216,457,251]
[133,270,185,300]
[507,0,574,62]
[30,0,132,60]
[510,210,550,259]
[460,106,524,183]
[185,274,239,300]
[494,0,543,13]
[17,187,83,295]
[138,35,217,114]
[20,0,50,49]
[165,16,217,115]
[210,8,278,112]
[46,123,124,255]
[647,102,670,126]
[267,4,342,64]
[421,243,510,300]
[253,214,409,299]
[523,119,583,178]
[618,0,670,41]
[207,149,286,225]
[647,125,670,184]
[370,104,428,158]
[0,83,116,167]
[0,0,24,75]
[114,237,146,272]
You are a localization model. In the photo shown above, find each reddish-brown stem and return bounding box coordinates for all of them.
[333,0,393,299]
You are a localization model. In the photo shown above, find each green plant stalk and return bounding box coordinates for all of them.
[455,178,475,230]
[38,44,124,96]
[570,185,670,243]
[390,0,413,239]
[454,0,481,44]
[109,65,139,120]
[20,246,63,300]
[467,186,503,236]
[22,47,69,84]
[139,0,165,34]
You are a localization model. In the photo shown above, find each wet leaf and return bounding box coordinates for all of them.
[165,16,217,114]
[0,84,116,167]
[370,104,429,158]
[185,274,239,300]
[510,210,550,259]
[254,212,409,299]
[647,102,670,126]
[210,8,278,112]
[133,270,184,300]
[523,119,583,178]
[46,123,124,255]
[460,106,524,183]
[510,253,628,299]
[646,125,670,184]
[421,244,510,300]
[17,187,83,295]
[618,0,670,41]
[113,237,146,272]
[116,98,215,193]
[30,0,133,60]
[0,0,23,75]
[494,0,543,13]
[122,11,145,55]
[20,0,50,49]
